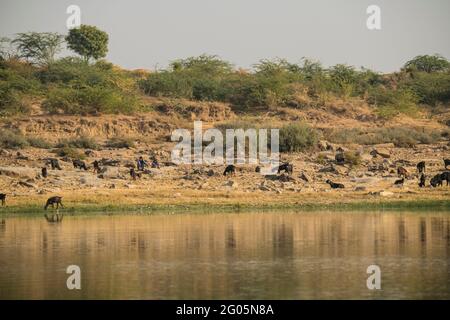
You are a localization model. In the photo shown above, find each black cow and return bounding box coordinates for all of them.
[277,163,293,175]
[44,196,64,210]
[223,165,236,176]
[73,159,88,170]
[326,179,344,189]
[0,193,6,206]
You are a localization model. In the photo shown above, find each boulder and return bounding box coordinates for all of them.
[0,166,36,179]
[371,149,391,159]
[18,181,36,188]
[0,149,11,157]
[98,166,120,179]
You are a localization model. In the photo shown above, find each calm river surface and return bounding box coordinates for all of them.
[0,211,449,299]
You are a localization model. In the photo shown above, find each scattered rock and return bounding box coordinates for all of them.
[99,166,121,179]
[299,172,310,182]
[224,180,237,188]
[85,150,96,157]
[0,166,36,179]
[319,165,338,174]
[371,149,390,159]
[16,152,29,160]
[18,181,36,188]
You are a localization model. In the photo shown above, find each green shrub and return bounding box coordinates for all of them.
[215,120,260,131]
[105,137,135,148]
[0,64,41,115]
[56,137,99,149]
[369,88,419,119]
[139,71,193,98]
[316,153,327,165]
[323,127,440,147]
[43,86,138,115]
[53,146,85,159]
[344,151,361,166]
[27,137,53,149]
[279,122,319,152]
[0,129,29,149]
[404,72,450,106]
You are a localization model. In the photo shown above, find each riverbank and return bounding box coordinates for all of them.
[1,191,449,216]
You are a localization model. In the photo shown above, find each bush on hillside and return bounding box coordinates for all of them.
[279,122,319,152]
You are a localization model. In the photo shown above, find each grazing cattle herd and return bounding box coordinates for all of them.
[0,154,449,210]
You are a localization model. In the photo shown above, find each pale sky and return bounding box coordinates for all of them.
[0,0,449,72]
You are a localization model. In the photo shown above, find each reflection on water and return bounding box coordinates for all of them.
[0,211,449,299]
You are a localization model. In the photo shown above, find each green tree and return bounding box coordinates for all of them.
[328,64,359,97]
[0,37,18,61]
[170,54,232,75]
[11,32,63,65]
[65,25,109,63]
[403,54,449,73]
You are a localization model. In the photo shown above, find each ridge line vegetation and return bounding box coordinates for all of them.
[0,26,449,125]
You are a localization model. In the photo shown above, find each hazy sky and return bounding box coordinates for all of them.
[1,0,449,72]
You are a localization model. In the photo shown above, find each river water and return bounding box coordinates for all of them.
[0,211,449,299]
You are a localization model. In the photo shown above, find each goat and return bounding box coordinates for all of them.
[223,165,236,176]
[430,174,443,187]
[130,168,141,180]
[335,153,345,165]
[46,158,62,170]
[277,163,293,175]
[41,167,48,178]
[0,193,6,206]
[326,179,345,189]
[73,159,88,170]
[151,159,160,169]
[417,161,426,174]
[394,178,404,186]
[418,174,426,188]
[92,160,101,173]
[440,171,450,186]
[444,158,450,170]
[44,196,64,210]
[397,166,408,178]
